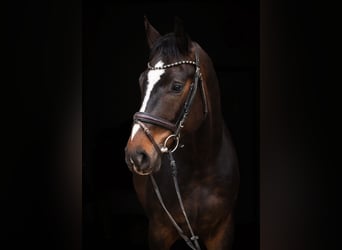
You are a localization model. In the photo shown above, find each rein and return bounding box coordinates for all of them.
[132,51,206,250]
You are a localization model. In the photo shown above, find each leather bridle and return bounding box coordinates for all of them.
[133,51,208,153]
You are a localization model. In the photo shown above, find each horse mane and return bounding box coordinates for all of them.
[149,33,189,61]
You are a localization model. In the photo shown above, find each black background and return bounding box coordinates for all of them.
[3,0,340,250]
[83,1,258,250]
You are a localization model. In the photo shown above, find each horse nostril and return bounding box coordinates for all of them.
[133,150,150,171]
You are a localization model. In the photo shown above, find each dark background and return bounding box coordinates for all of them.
[83,1,259,249]
[3,0,340,250]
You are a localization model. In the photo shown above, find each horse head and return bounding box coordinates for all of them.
[125,17,209,176]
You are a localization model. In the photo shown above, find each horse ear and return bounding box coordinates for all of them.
[174,16,190,54]
[144,16,161,49]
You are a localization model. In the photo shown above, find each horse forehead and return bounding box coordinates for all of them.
[139,60,165,112]
[147,61,165,85]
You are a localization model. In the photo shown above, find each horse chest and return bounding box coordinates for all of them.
[143,178,224,224]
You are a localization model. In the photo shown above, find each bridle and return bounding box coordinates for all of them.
[133,50,208,152]
[131,50,207,250]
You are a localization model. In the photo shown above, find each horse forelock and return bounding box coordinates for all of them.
[149,33,189,62]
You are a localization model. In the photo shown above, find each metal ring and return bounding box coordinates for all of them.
[161,134,180,153]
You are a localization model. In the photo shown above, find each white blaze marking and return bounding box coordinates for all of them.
[130,60,165,140]
[131,124,140,141]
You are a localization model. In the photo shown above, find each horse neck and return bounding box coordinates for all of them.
[179,46,224,165]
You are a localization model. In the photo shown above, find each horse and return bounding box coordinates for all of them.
[124,16,240,250]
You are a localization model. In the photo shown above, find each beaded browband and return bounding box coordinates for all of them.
[147,60,198,70]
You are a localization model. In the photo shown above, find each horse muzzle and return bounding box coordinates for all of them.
[125,145,161,176]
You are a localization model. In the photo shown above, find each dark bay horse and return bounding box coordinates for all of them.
[125,17,239,250]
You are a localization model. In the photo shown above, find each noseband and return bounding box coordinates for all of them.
[133,51,208,153]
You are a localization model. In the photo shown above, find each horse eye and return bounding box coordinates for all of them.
[171,82,184,93]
